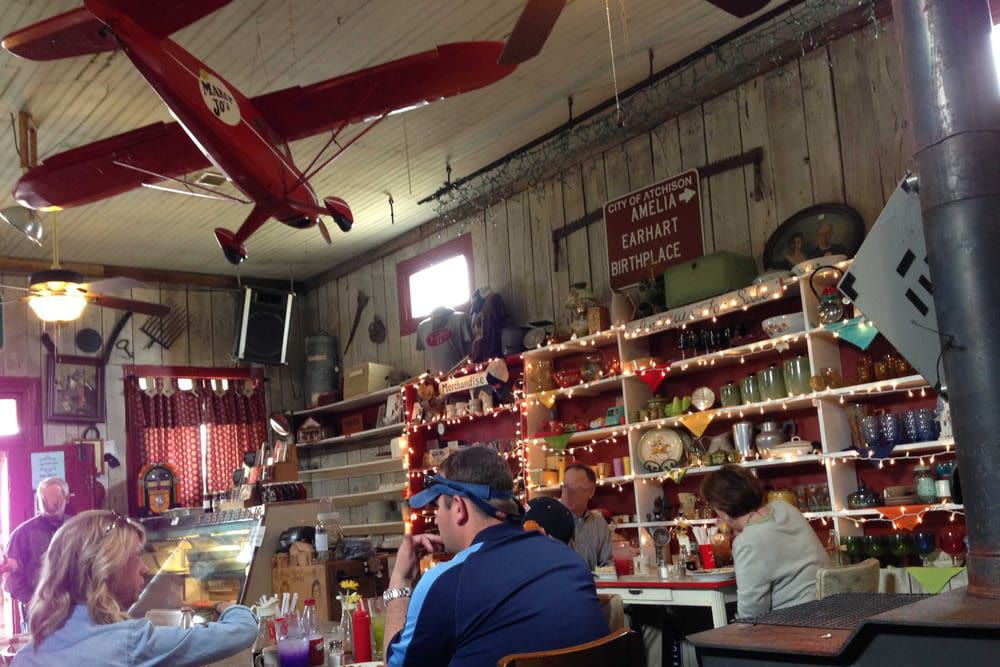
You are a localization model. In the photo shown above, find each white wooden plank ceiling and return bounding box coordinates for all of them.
[0,0,780,280]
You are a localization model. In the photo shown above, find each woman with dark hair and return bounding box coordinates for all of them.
[701,466,829,620]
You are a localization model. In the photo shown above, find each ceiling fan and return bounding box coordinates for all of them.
[0,207,170,322]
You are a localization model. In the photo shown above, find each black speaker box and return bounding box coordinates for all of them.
[234,287,294,365]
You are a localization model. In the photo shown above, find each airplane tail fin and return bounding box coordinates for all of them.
[3,1,233,62]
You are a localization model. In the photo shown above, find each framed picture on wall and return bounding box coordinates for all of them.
[762,203,866,272]
[46,354,106,424]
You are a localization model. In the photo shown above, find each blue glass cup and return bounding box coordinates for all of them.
[914,531,936,565]
[902,410,920,443]
[879,413,901,448]
[860,415,881,451]
[915,409,939,441]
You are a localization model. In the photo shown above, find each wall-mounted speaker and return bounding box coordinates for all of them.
[234,287,294,365]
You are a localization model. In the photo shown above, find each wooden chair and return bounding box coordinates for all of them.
[816,558,881,599]
[597,593,626,631]
[497,628,643,667]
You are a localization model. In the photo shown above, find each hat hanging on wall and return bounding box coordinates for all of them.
[369,315,386,344]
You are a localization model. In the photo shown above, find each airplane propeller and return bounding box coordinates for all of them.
[317,218,332,245]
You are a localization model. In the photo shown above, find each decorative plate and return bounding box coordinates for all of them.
[638,428,685,472]
[691,386,715,411]
[652,527,671,546]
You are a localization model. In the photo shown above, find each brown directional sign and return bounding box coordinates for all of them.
[604,168,704,289]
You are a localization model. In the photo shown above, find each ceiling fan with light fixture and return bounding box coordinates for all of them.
[0,209,170,323]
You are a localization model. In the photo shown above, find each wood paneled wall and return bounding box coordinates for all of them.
[0,281,303,512]
[305,26,914,380]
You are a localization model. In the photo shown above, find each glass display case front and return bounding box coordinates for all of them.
[130,506,264,619]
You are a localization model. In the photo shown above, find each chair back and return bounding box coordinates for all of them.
[497,628,643,667]
[816,558,880,599]
[597,593,626,631]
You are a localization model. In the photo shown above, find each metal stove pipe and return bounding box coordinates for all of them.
[891,0,1000,598]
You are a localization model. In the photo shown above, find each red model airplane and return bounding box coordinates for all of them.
[2,0,568,264]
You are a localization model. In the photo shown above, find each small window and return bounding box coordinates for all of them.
[0,399,18,436]
[397,235,474,335]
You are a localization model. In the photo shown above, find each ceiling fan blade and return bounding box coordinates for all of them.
[317,218,333,245]
[89,294,170,317]
[0,283,31,292]
[703,0,771,18]
[81,276,146,293]
[498,0,568,65]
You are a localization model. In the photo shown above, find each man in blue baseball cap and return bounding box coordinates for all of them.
[383,446,608,667]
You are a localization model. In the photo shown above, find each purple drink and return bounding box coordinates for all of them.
[277,638,310,667]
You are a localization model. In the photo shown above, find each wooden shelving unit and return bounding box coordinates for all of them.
[520,269,960,546]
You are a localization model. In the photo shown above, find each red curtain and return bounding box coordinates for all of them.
[202,383,267,496]
[125,377,203,508]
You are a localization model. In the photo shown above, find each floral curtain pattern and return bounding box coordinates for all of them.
[126,377,203,508]
[125,375,266,509]
[202,383,267,495]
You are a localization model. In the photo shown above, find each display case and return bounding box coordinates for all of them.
[130,499,331,618]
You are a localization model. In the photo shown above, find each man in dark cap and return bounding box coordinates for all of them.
[523,496,575,545]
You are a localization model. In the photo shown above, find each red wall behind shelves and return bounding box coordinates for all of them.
[549,343,620,375]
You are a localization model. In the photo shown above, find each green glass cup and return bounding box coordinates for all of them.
[842,535,865,564]
[782,355,812,396]
[741,374,761,404]
[720,381,743,407]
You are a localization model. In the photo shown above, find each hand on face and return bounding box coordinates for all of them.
[390,533,445,587]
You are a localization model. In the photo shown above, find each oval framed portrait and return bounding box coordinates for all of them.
[762,203,865,271]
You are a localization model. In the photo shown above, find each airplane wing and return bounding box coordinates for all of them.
[13,122,211,210]
[13,41,514,210]
[3,1,233,61]
[253,42,515,142]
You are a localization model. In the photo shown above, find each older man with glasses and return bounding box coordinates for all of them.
[559,463,613,570]
[4,477,71,628]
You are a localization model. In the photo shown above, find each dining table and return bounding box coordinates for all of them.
[595,573,738,628]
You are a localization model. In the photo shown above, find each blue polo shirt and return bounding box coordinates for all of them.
[387,522,609,667]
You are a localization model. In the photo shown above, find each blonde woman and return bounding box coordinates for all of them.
[13,510,258,666]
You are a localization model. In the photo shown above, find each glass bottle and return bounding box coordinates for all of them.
[314,519,329,562]
[252,606,276,667]
[302,599,324,667]
[339,604,353,656]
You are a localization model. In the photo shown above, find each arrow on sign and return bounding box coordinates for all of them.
[679,188,696,203]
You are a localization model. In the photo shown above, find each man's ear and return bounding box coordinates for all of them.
[454,496,471,526]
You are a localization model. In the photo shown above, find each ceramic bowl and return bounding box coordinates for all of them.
[761,313,806,338]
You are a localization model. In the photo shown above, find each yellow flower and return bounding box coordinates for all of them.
[340,579,359,591]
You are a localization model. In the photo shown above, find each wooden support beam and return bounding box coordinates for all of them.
[0,256,303,292]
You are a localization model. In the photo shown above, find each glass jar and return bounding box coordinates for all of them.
[317,512,344,559]
[527,358,555,392]
[913,466,936,504]
[580,353,606,382]
[856,354,875,384]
